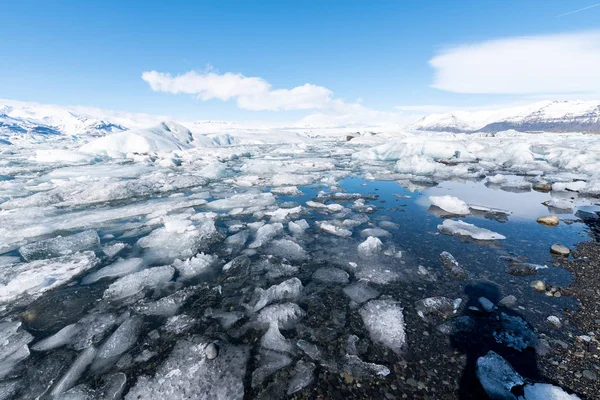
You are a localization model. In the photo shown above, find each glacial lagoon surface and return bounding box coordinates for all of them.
[1,127,599,399]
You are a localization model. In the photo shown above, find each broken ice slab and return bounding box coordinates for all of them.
[31,323,81,352]
[438,219,506,241]
[0,251,99,305]
[359,299,405,355]
[265,239,309,261]
[506,262,547,276]
[173,253,217,280]
[18,229,100,261]
[288,219,310,235]
[287,360,316,395]
[257,302,306,330]
[50,346,97,396]
[357,236,383,257]
[206,192,276,210]
[91,315,142,373]
[439,251,468,279]
[81,257,145,285]
[251,349,293,388]
[0,321,33,379]
[429,195,470,215]
[250,277,303,312]
[342,282,380,305]
[316,221,352,237]
[260,323,294,353]
[415,297,462,323]
[133,287,196,317]
[125,337,249,400]
[296,339,322,360]
[248,223,283,248]
[103,265,175,300]
[476,351,524,400]
[312,267,350,285]
[342,354,390,379]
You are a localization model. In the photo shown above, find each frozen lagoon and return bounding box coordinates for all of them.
[0,127,598,399]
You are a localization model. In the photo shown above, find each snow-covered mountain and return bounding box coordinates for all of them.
[410,100,600,133]
[0,99,167,138]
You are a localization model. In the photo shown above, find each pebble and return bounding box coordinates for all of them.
[205,342,219,359]
[499,295,517,308]
[547,315,562,328]
[550,244,570,256]
[537,215,559,226]
[478,297,495,313]
[582,370,597,380]
[530,280,547,292]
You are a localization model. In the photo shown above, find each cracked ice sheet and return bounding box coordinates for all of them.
[0,193,210,253]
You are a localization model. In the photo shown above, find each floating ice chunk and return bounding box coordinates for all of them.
[82,257,145,285]
[379,220,400,230]
[31,323,81,351]
[429,195,470,215]
[50,346,97,396]
[163,314,196,334]
[91,316,142,372]
[103,266,175,300]
[520,383,581,400]
[19,230,100,261]
[272,173,313,187]
[343,282,380,305]
[265,206,302,222]
[342,354,390,378]
[438,220,506,240]
[360,228,390,238]
[206,192,275,210]
[102,242,127,258]
[317,222,352,237]
[173,253,217,280]
[0,251,99,304]
[354,264,400,285]
[296,339,322,360]
[125,338,249,400]
[581,180,600,196]
[251,278,303,312]
[251,350,293,388]
[199,162,228,180]
[266,239,309,261]
[225,229,250,253]
[415,297,462,322]
[71,313,120,351]
[248,223,283,249]
[271,186,303,196]
[205,308,245,329]
[546,198,574,210]
[439,251,468,278]
[306,201,345,212]
[357,236,383,256]
[287,360,316,395]
[359,299,405,355]
[551,181,587,192]
[0,321,33,379]
[260,323,293,353]
[313,267,349,284]
[487,174,507,184]
[257,303,305,330]
[137,218,217,263]
[0,256,20,266]
[289,219,310,235]
[134,288,195,317]
[476,351,523,400]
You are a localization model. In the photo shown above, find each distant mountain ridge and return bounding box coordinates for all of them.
[409,100,600,133]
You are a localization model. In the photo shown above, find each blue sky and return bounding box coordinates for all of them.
[1,0,600,124]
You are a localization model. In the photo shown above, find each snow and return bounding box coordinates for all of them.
[438,219,506,240]
[429,195,470,215]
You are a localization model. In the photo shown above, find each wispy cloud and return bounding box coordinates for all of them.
[556,2,600,17]
[142,69,333,111]
[429,31,600,95]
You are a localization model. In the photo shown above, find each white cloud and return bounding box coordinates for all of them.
[142,70,332,111]
[429,31,600,94]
